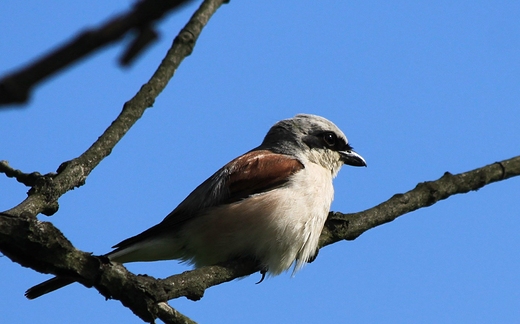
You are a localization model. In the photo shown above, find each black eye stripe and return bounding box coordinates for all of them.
[318,131,352,152]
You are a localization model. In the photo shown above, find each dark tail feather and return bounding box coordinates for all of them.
[25,277,75,299]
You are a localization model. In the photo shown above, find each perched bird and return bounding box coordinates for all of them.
[26,114,366,299]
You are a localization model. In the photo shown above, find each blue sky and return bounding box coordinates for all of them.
[1,1,519,323]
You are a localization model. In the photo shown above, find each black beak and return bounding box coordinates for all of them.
[339,150,367,167]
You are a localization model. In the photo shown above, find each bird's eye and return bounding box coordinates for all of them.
[322,132,337,147]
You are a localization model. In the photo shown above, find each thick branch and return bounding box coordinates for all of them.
[0,0,193,106]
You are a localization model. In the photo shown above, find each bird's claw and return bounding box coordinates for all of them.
[256,267,268,284]
[307,248,319,264]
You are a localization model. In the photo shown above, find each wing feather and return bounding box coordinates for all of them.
[110,150,303,251]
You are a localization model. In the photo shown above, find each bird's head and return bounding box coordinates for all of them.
[261,114,366,177]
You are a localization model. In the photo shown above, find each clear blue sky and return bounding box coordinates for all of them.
[2,1,519,323]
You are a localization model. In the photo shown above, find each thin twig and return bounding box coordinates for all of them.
[0,160,44,187]
[4,0,225,219]
[320,156,520,246]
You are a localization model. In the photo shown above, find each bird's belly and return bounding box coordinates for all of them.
[180,163,334,274]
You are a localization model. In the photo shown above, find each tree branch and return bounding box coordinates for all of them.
[158,155,520,302]
[0,0,227,322]
[320,157,520,247]
[2,156,519,323]
[0,0,193,106]
[3,0,226,220]
[0,160,44,187]
[156,302,197,324]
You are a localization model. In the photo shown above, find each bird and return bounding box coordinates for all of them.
[25,114,366,299]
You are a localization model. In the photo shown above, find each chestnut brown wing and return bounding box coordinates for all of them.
[111,150,304,250]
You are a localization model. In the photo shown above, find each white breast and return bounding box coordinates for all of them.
[180,162,334,275]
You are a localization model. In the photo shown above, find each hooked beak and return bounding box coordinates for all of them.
[339,150,367,167]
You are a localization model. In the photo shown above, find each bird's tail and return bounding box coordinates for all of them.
[25,277,75,299]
